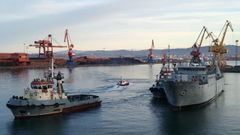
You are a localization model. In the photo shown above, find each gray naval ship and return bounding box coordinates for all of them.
[6,61,101,118]
[150,22,232,108]
[163,58,224,108]
[149,52,224,107]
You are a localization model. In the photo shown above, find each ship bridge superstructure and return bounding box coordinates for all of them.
[23,70,67,101]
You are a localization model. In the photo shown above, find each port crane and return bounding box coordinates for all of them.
[147,39,155,63]
[190,26,210,65]
[161,49,167,65]
[64,29,75,63]
[209,20,233,69]
[29,34,67,59]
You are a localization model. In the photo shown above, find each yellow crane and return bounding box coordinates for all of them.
[209,20,233,69]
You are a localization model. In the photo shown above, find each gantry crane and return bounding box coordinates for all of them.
[64,29,75,62]
[209,20,233,69]
[29,34,67,59]
[147,39,155,63]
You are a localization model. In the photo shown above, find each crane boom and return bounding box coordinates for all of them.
[219,20,233,47]
[64,29,70,48]
[194,26,207,47]
[64,29,75,62]
[206,32,216,41]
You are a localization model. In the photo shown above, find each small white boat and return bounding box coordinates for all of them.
[117,79,129,86]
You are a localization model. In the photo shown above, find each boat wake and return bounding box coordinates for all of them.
[96,84,129,93]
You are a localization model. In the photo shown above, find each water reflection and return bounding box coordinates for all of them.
[8,115,66,135]
[150,91,230,135]
[7,107,102,135]
[150,98,209,134]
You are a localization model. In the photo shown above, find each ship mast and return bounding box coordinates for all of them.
[167,44,170,69]
[236,40,239,66]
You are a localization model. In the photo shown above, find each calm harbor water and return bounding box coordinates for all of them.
[1,63,240,135]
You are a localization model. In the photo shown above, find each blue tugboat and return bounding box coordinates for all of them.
[149,65,173,99]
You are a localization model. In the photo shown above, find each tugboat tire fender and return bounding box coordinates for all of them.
[40,104,45,109]
[30,104,36,108]
[54,103,60,108]
[180,90,186,96]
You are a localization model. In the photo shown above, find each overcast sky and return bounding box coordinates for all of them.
[1,0,240,53]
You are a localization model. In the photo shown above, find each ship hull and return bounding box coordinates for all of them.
[164,75,224,108]
[6,94,101,118]
[149,83,166,99]
[149,87,166,99]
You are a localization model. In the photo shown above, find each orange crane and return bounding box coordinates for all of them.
[147,39,155,63]
[190,26,209,65]
[29,34,67,59]
[161,49,167,65]
[209,20,233,69]
[64,29,75,63]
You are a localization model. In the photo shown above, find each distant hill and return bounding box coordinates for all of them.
[51,45,239,58]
